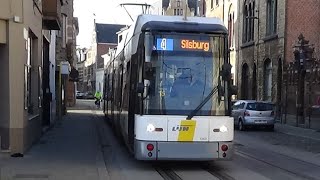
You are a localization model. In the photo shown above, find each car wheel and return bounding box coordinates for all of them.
[238,120,245,131]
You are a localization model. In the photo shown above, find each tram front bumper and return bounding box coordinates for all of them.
[134,140,234,161]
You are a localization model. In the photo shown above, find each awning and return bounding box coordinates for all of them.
[0,20,7,44]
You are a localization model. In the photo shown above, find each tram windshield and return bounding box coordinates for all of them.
[144,33,228,116]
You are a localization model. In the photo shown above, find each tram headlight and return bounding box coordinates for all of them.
[147,124,155,132]
[219,125,228,132]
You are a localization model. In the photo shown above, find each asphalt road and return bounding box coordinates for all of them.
[89,99,320,180]
[2,99,319,180]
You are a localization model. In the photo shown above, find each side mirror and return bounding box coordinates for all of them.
[144,62,154,80]
[137,82,144,93]
[218,85,225,96]
[230,85,238,95]
[221,63,232,81]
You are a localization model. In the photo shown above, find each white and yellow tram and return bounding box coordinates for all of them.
[103,14,235,161]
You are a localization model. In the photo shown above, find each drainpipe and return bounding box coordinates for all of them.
[223,0,225,22]
[256,0,260,101]
[236,0,240,99]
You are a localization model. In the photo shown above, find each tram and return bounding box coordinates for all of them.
[103,14,235,161]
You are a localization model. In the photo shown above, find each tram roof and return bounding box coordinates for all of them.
[133,14,227,34]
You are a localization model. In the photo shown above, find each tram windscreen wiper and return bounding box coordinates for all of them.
[186,86,219,120]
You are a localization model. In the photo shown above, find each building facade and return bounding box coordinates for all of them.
[83,22,124,94]
[205,0,238,87]
[0,0,51,153]
[237,0,285,104]
[55,0,79,109]
[0,0,78,154]
[162,0,198,16]
[76,48,87,93]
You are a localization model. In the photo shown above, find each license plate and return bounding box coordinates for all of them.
[255,120,267,124]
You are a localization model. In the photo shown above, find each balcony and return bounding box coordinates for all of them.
[42,0,62,30]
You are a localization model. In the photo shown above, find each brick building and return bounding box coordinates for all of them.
[281,0,320,129]
[285,1,320,62]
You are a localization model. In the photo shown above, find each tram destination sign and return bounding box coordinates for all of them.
[156,38,211,52]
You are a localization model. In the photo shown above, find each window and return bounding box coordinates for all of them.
[266,0,277,35]
[232,102,240,110]
[174,8,183,16]
[228,12,234,47]
[246,102,274,111]
[216,0,219,6]
[211,0,213,9]
[177,0,181,7]
[62,14,67,48]
[243,0,255,43]
[25,31,38,115]
[251,2,255,40]
[239,102,245,109]
[232,101,245,110]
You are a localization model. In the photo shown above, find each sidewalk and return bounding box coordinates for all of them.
[0,102,109,180]
[275,123,320,142]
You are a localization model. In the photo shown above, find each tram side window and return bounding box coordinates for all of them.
[115,68,121,107]
[119,65,124,107]
[122,63,130,110]
[112,71,115,103]
[108,73,112,100]
[103,74,109,99]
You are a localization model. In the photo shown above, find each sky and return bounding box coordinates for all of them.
[74,0,161,48]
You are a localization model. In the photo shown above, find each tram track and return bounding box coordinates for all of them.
[155,167,183,180]
[236,150,319,180]
[154,162,236,180]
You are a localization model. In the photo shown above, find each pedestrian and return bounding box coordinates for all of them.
[94,91,102,108]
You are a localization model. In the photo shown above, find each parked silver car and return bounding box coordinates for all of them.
[231,100,275,131]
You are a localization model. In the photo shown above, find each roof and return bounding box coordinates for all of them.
[95,23,126,44]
